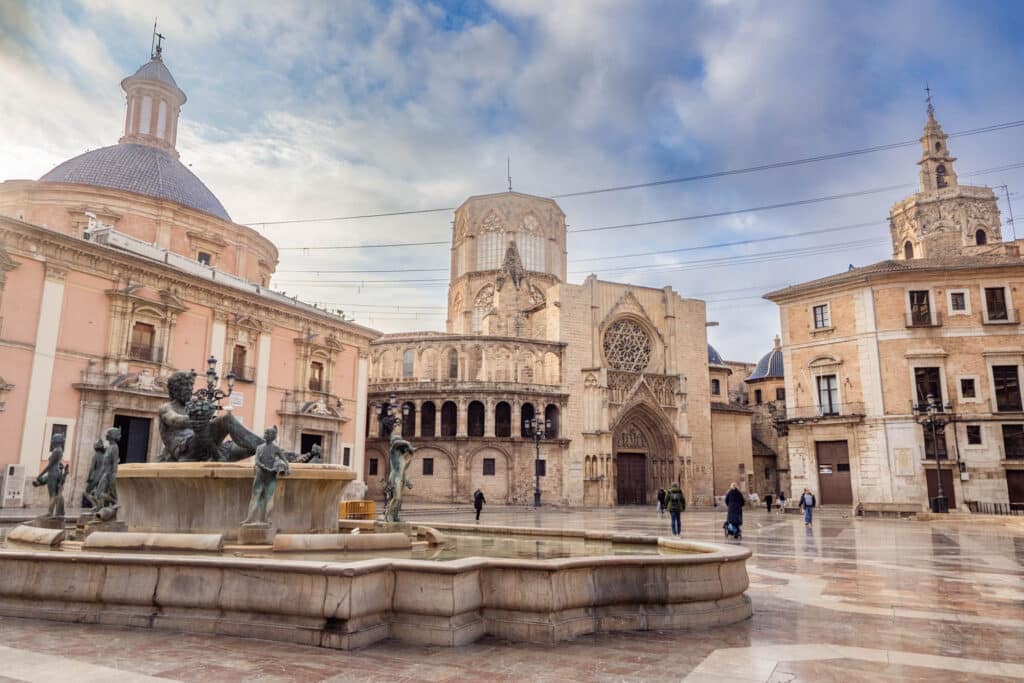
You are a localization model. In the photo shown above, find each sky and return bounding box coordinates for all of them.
[2,0,1024,362]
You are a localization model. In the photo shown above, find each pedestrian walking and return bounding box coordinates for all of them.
[656,487,667,516]
[473,488,486,521]
[777,490,787,513]
[665,483,685,536]
[724,482,745,539]
[764,492,773,513]
[799,488,816,527]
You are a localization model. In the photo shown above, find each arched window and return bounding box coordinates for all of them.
[401,402,416,438]
[447,349,459,380]
[521,403,535,437]
[545,404,560,439]
[754,389,762,405]
[468,401,485,437]
[402,349,414,378]
[421,401,436,437]
[976,229,987,245]
[476,211,505,270]
[441,401,457,437]
[935,141,942,152]
[711,379,720,396]
[904,241,914,259]
[936,164,947,189]
[495,401,511,437]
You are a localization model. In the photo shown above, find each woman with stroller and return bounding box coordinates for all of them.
[724,482,745,539]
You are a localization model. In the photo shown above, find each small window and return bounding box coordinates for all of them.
[754,389,762,405]
[342,447,351,466]
[985,287,1009,321]
[402,349,414,378]
[536,459,547,477]
[711,379,720,395]
[776,387,786,401]
[812,303,831,329]
[836,463,851,472]
[950,292,966,312]
[197,251,212,266]
[817,374,839,416]
[993,365,1023,412]
[936,164,947,189]
[368,458,378,476]
[960,378,976,399]
[483,458,495,476]
[966,425,982,445]
[909,290,931,326]
[422,458,434,476]
[975,229,987,246]
[935,141,942,152]
[309,361,324,392]
[904,241,914,259]
[447,349,459,380]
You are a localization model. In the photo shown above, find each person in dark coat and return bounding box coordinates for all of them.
[724,482,745,534]
[665,483,686,536]
[656,488,667,516]
[473,488,486,521]
[764,492,773,513]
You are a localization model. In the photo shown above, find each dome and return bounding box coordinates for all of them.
[707,344,724,366]
[40,143,231,221]
[747,337,784,382]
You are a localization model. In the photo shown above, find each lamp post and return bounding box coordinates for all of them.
[193,355,236,407]
[914,393,952,513]
[524,416,551,508]
[376,393,401,440]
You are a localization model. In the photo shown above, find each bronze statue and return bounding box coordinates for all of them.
[86,427,121,519]
[242,426,291,525]
[291,443,322,464]
[158,370,262,461]
[32,432,67,518]
[383,426,415,523]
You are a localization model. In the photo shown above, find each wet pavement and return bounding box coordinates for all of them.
[0,506,1021,681]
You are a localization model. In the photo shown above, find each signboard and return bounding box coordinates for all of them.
[230,391,244,408]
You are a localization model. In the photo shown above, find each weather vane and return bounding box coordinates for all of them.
[925,81,934,116]
[151,19,166,59]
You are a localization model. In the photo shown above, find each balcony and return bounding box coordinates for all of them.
[308,379,331,394]
[128,344,163,363]
[783,402,865,422]
[905,311,942,328]
[982,307,1020,326]
[230,364,256,383]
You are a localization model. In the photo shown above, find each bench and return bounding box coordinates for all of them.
[857,502,921,518]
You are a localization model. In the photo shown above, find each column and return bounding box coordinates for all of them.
[252,333,273,433]
[353,354,369,480]
[414,400,422,438]
[457,398,468,437]
[435,402,442,437]
[19,265,66,468]
[485,398,495,438]
[209,314,227,373]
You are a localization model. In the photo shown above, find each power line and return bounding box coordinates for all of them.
[243,118,1024,227]
[272,160,1024,252]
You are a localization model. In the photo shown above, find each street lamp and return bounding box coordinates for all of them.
[524,416,552,508]
[376,393,401,439]
[193,355,235,406]
[913,393,953,513]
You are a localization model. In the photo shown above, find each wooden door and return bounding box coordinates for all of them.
[925,468,957,508]
[1007,471,1024,510]
[815,441,853,505]
[616,453,647,505]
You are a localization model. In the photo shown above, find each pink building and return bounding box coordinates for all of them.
[0,48,377,507]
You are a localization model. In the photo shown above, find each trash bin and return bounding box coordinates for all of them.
[930,495,949,513]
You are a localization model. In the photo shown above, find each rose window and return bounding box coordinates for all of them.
[603,319,652,372]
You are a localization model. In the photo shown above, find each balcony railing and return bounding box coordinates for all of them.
[783,402,866,420]
[982,307,1020,325]
[230,364,257,382]
[128,344,162,363]
[905,311,942,328]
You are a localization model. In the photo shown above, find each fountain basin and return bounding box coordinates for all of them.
[0,526,751,649]
[117,462,354,539]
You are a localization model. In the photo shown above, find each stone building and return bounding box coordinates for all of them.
[765,106,1023,511]
[743,337,789,498]
[365,191,750,507]
[0,48,377,506]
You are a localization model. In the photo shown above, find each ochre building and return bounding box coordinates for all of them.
[366,191,752,507]
[766,107,1023,512]
[0,49,377,507]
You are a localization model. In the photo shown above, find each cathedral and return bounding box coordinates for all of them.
[366,191,753,506]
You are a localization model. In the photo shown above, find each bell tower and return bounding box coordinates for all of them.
[889,91,1003,260]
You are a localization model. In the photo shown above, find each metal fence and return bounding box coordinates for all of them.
[966,501,1024,515]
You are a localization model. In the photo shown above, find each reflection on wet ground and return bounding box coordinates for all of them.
[0,506,1021,681]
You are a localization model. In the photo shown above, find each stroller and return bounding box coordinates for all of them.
[723,521,742,539]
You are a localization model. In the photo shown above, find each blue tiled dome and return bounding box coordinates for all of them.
[707,344,724,366]
[747,338,784,381]
[40,143,231,221]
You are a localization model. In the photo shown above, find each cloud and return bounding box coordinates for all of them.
[2,0,1023,360]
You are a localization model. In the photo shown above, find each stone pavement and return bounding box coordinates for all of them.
[0,506,1022,681]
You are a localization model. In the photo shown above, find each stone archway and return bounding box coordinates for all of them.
[611,402,677,506]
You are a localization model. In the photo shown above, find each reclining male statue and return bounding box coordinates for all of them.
[158,370,263,461]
